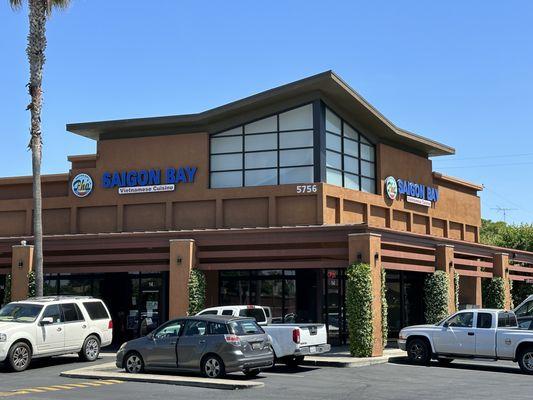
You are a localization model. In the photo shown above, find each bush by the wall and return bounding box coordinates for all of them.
[424,271,449,324]
[512,280,533,307]
[28,271,36,298]
[2,274,11,305]
[346,263,373,357]
[482,277,506,309]
[381,268,388,347]
[188,268,206,315]
[454,272,460,311]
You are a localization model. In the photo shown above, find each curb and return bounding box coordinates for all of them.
[303,351,406,368]
[60,363,264,390]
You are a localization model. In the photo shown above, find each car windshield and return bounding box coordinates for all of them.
[229,319,264,335]
[0,303,43,323]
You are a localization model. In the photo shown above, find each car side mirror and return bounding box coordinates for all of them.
[443,322,449,329]
[40,317,53,326]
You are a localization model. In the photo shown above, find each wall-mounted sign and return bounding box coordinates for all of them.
[102,167,197,195]
[71,173,93,198]
[384,176,438,207]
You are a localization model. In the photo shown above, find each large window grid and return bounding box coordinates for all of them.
[210,104,314,188]
[325,107,376,193]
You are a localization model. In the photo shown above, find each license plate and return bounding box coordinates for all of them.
[252,342,262,350]
[309,346,317,353]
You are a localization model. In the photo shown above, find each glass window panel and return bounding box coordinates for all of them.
[245,133,277,151]
[343,123,358,140]
[325,108,341,134]
[279,166,313,184]
[210,154,242,171]
[360,135,371,145]
[326,168,343,186]
[211,136,242,154]
[211,171,242,188]
[279,130,313,148]
[344,173,360,190]
[344,155,359,174]
[214,126,242,137]
[280,148,313,167]
[326,132,341,152]
[245,151,277,169]
[244,115,277,134]
[343,138,359,157]
[361,177,376,193]
[361,144,375,161]
[245,169,277,186]
[361,160,375,178]
[279,104,313,131]
[326,150,341,169]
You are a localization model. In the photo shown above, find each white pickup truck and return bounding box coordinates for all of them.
[398,308,533,374]
[197,305,331,367]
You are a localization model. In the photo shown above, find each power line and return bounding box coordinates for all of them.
[490,206,517,223]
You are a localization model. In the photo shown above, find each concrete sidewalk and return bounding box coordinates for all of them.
[60,362,264,390]
[303,348,406,368]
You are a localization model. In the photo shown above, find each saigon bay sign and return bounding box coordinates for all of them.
[102,167,197,195]
[384,176,438,207]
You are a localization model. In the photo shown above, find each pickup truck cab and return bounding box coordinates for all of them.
[398,309,533,374]
[197,305,331,367]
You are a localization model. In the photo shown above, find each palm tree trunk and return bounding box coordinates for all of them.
[27,0,47,297]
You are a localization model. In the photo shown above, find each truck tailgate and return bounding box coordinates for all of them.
[298,324,328,346]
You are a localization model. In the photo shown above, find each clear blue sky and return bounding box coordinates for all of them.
[1,0,532,224]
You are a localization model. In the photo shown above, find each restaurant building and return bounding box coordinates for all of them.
[1,71,532,354]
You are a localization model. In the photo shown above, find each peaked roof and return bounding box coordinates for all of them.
[66,71,454,157]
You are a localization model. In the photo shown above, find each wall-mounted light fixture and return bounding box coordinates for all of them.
[17,260,23,269]
[20,240,26,246]
[176,257,182,265]
[449,261,453,268]
[374,252,379,262]
[356,253,362,263]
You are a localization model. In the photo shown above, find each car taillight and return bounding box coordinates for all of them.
[292,328,300,344]
[224,334,241,346]
[108,320,113,330]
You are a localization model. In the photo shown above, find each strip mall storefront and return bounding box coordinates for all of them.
[1,72,532,352]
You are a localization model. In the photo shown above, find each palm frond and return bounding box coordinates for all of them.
[9,0,23,11]
[46,0,71,15]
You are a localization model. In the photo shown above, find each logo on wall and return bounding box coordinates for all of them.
[384,176,398,200]
[71,173,93,198]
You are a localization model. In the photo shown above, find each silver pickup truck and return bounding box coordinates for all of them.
[398,309,533,374]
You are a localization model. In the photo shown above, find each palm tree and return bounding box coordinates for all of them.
[10,0,71,296]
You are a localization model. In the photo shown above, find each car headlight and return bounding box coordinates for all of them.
[0,333,7,342]
[399,331,406,340]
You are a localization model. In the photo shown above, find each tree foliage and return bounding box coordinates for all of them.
[346,263,373,357]
[381,268,388,348]
[424,271,449,324]
[480,219,533,252]
[188,268,206,315]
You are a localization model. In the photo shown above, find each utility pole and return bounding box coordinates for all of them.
[491,206,517,223]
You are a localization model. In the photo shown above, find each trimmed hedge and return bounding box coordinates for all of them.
[346,263,373,357]
[482,277,506,309]
[381,268,388,347]
[3,274,11,305]
[454,272,460,311]
[188,268,206,315]
[424,271,449,324]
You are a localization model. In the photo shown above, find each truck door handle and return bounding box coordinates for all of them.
[57,327,62,332]
[82,325,87,329]
[467,332,475,336]
[199,340,206,344]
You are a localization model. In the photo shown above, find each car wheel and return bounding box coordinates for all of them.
[437,357,453,365]
[202,355,225,378]
[8,342,32,372]
[244,369,261,377]
[79,335,100,362]
[285,356,305,369]
[518,346,533,375]
[124,352,144,374]
[406,338,431,365]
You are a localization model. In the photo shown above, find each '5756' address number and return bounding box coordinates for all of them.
[296,184,318,194]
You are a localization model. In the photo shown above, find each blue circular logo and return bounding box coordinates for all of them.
[384,176,398,200]
[72,173,93,198]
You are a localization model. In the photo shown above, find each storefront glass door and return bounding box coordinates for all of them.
[323,269,347,345]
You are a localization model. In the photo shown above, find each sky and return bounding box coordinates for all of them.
[1,0,532,224]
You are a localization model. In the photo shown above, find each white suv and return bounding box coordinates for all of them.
[0,296,113,371]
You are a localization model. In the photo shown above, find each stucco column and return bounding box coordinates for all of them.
[348,233,383,357]
[493,252,511,309]
[435,244,456,313]
[11,244,34,301]
[169,239,196,319]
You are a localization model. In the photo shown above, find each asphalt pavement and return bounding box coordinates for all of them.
[0,354,532,400]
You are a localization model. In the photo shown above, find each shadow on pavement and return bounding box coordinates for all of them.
[0,355,106,373]
[388,357,522,375]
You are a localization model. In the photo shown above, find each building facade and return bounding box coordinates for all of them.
[1,72,532,353]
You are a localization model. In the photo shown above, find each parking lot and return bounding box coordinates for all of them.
[0,354,532,400]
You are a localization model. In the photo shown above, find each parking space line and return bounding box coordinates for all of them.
[0,380,122,397]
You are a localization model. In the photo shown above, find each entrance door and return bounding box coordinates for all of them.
[149,319,184,368]
[323,269,346,345]
[177,320,208,370]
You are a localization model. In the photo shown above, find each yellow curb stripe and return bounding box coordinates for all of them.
[64,384,91,388]
[81,382,103,387]
[15,389,48,393]
[35,387,62,391]
[102,380,123,384]
[49,385,75,390]
[96,381,116,385]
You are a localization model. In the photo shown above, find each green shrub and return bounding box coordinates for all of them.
[188,268,206,315]
[381,268,388,347]
[512,280,533,307]
[482,277,506,309]
[454,272,460,311]
[28,271,36,298]
[3,274,11,304]
[346,263,373,357]
[424,271,449,324]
